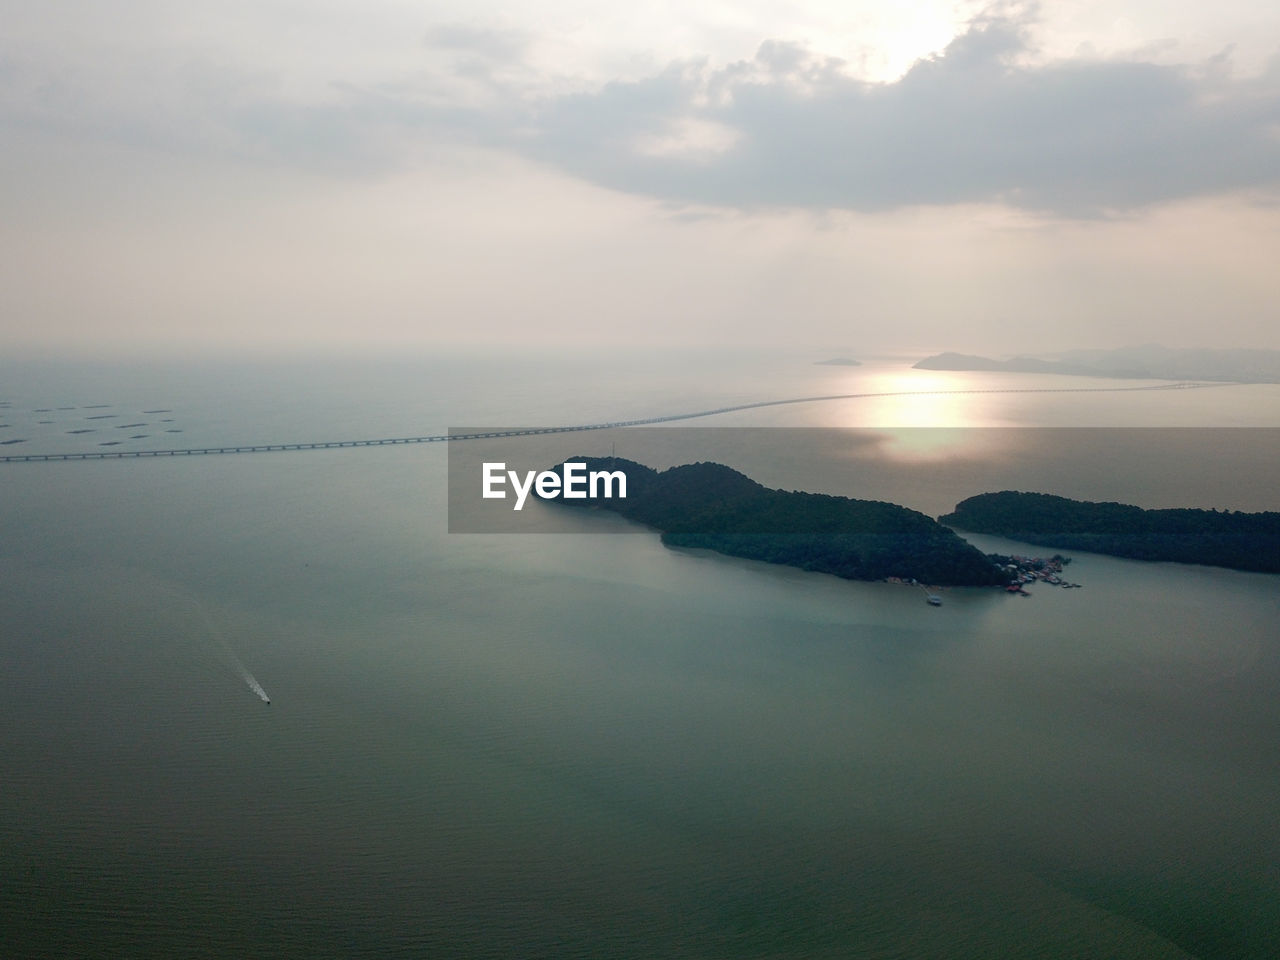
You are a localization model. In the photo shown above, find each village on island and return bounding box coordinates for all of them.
[890,553,1081,605]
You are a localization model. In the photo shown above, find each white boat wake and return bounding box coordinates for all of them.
[168,585,272,705]
[228,651,271,703]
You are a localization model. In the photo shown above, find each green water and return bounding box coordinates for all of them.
[1,355,1277,957]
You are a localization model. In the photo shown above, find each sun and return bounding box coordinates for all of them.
[837,1,969,83]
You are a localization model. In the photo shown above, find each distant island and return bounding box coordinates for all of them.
[814,358,862,366]
[914,345,1280,382]
[941,491,1280,574]
[542,457,1006,586]
[915,352,1123,377]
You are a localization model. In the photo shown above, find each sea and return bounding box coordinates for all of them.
[1,348,1277,959]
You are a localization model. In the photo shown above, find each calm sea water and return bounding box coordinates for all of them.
[1,350,1277,958]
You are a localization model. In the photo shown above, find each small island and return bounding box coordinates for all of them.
[814,358,862,366]
[941,491,1280,574]
[542,457,1007,586]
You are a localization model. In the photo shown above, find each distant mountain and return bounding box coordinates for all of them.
[1053,345,1280,382]
[941,491,1280,573]
[542,457,1006,586]
[814,358,862,366]
[914,346,1280,382]
[913,352,1111,376]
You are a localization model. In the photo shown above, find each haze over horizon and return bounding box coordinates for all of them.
[3,1,1279,356]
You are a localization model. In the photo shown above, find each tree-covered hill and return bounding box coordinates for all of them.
[941,491,1280,573]
[544,457,1006,586]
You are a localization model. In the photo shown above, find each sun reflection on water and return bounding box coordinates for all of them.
[838,369,1013,461]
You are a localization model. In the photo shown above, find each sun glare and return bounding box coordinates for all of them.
[849,2,965,82]
[849,368,1008,460]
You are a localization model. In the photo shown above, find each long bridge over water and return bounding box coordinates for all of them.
[0,381,1223,464]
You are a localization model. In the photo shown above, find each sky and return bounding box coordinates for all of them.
[2,0,1279,355]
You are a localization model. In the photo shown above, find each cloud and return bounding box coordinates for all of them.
[513,8,1280,216]
[423,23,530,64]
[3,5,1278,217]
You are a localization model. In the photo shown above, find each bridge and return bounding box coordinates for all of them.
[0,381,1226,464]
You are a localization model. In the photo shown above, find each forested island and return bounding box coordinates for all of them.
[941,492,1280,573]
[543,458,1006,586]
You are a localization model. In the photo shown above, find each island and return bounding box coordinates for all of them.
[913,345,1280,382]
[541,457,1007,586]
[913,352,1120,377]
[814,358,862,366]
[941,491,1280,574]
